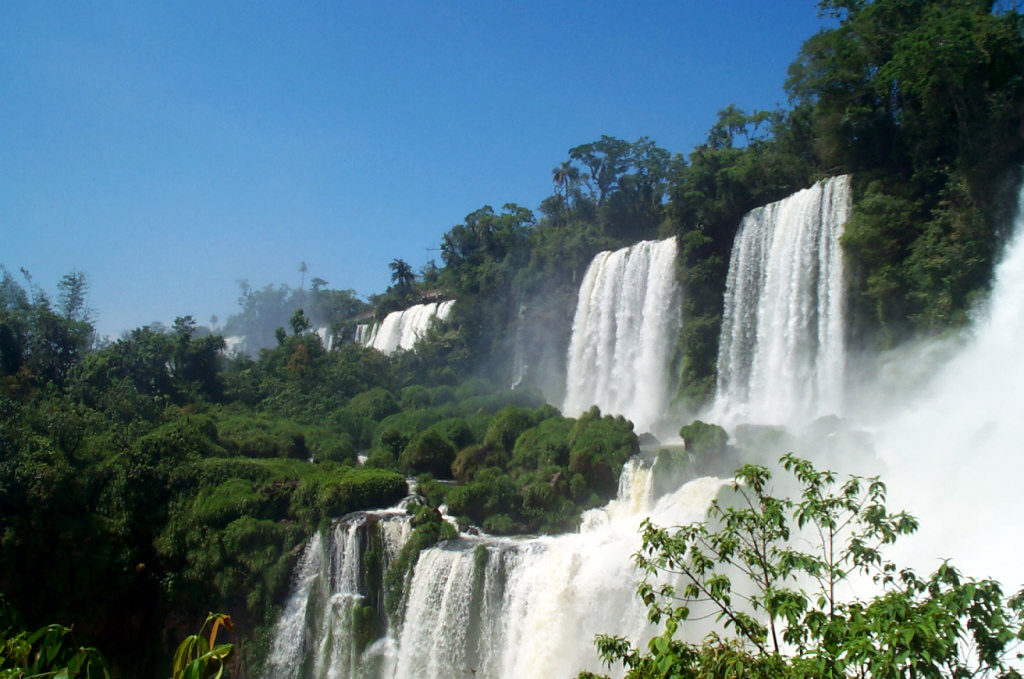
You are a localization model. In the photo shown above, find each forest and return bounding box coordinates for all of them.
[3,1,1024,676]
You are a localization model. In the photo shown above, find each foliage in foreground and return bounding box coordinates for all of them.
[169,613,234,679]
[582,454,1024,678]
[0,595,234,679]
[0,593,110,679]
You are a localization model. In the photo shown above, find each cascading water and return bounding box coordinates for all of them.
[563,238,682,433]
[315,327,335,351]
[262,461,727,679]
[262,508,414,679]
[356,300,454,355]
[713,175,851,428]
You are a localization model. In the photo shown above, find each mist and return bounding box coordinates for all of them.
[862,191,1024,588]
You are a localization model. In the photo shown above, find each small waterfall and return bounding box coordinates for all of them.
[262,508,413,679]
[315,327,334,351]
[355,301,454,355]
[563,238,682,433]
[714,175,851,427]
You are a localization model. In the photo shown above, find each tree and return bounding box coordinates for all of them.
[552,160,582,226]
[289,308,311,335]
[389,258,415,300]
[570,136,633,206]
[782,0,1024,334]
[57,270,90,323]
[584,455,1024,678]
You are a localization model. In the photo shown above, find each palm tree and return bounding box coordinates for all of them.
[551,161,580,226]
[389,258,415,300]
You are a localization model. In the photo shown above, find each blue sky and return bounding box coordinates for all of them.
[2,1,829,338]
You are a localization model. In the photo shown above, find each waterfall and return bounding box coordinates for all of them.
[262,508,414,679]
[315,327,334,351]
[355,301,454,355]
[563,238,682,433]
[714,175,851,427]
[262,461,727,679]
[264,178,1024,678]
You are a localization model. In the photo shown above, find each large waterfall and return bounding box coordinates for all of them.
[262,463,727,679]
[356,300,454,355]
[713,175,851,427]
[562,238,681,433]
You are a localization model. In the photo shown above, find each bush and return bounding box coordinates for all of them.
[316,468,408,517]
[679,419,728,458]
[483,405,536,454]
[347,387,399,421]
[511,417,572,469]
[399,429,456,478]
[428,417,476,450]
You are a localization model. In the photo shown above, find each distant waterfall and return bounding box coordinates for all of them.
[263,461,726,679]
[315,327,334,351]
[714,176,851,426]
[563,238,681,432]
[356,300,454,355]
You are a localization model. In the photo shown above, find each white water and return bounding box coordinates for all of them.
[315,327,335,351]
[869,188,1024,589]
[563,238,682,433]
[262,509,414,679]
[356,301,454,355]
[263,462,727,679]
[713,176,851,428]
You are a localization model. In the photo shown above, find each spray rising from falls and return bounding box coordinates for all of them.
[563,238,681,433]
[356,300,454,355]
[870,185,1024,588]
[714,175,851,427]
[262,463,727,679]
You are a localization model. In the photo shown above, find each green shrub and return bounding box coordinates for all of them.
[215,411,309,459]
[317,468,408,517]
[483,405,536,454]
[450,443,500,482]
[482,514,515,535]
[679,419,728,458]
[191,479,269,527]
[363,448,398,470]
[399,429,456,478]
[398,385,431,410]
[347,387,399,421]
[428,417,476,450]
[511,417,572,469]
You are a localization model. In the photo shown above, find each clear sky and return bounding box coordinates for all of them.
[1,1,830,339]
